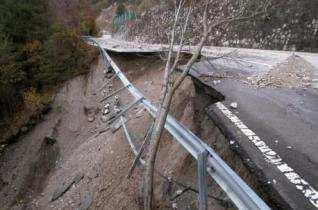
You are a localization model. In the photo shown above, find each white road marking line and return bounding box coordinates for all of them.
[215,102,318,208]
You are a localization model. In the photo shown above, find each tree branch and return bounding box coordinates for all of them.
[160,0,183,103]
[170,5,193,75]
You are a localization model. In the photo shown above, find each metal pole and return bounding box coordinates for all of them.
[121,116,145,165]
[108,97,144,124]
[99,72,119,91]
[127,120,155,178]
[198,150,209,210]
[100,84,130,102]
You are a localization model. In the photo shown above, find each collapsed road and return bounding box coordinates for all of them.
[188,56,318,209]
[91,36,318,209]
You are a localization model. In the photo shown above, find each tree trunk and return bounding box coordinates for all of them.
[144,89,174,209]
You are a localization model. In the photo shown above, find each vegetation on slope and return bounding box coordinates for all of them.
[0,0,97,123]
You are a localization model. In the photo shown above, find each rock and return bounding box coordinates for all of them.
[113,105,121,114]
[84,106,97,117]
[176,189,183,195]
[21,126,28,133]
[102,108,110,115]
[213,80,221,85]
[230,102,238,109]
[44,136,57,145]
[88,116,95,122]
[0,177,8,189]
[51,173,84,202]
[114,95,119,103]
[104,103,110,109]
[78,192,93,210]
[114,97,120,106]
[101,115,108,123]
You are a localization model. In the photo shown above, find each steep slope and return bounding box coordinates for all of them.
[0,54,233,209]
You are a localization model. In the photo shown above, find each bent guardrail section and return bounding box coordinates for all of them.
[84,36,271,210]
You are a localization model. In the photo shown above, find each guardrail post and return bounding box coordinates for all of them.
[100,84,130,102]
[108,97,144,124]
[198,149,209,210]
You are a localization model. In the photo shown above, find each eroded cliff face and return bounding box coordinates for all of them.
[112,0,318,52]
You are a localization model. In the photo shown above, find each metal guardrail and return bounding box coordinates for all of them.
[113,10,136,29]
[84,36,271,210]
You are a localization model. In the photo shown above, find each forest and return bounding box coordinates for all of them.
[0,0,98,122]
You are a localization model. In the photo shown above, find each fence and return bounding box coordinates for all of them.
[113,10,136,30]
[84,36,271,210]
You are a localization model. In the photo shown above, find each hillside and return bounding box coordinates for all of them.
[98,0,318,52]
[0,0,97,144]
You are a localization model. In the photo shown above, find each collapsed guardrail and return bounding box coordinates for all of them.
[84,36,271,210]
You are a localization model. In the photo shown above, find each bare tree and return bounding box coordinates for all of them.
[143,0,270,209]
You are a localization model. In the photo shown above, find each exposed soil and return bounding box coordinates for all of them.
[0,54,236,210]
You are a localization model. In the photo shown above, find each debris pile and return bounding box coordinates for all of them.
[249,54,317,88]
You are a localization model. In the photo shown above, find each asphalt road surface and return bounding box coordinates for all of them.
[189,58,318,209]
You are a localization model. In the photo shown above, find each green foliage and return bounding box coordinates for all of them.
[0,0,97,122]
[0,0,49,44]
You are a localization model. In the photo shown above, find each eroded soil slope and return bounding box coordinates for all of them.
[0,54,231,210]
